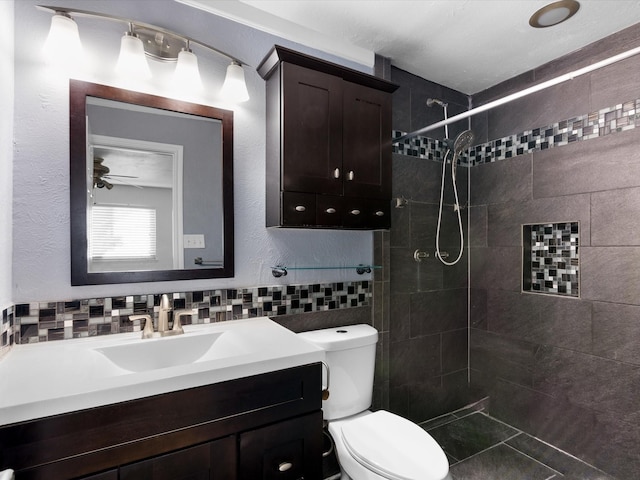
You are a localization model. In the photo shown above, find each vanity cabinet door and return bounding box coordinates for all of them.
[77,470,118,480]
[239,411,323,480]
[119,436,236,480]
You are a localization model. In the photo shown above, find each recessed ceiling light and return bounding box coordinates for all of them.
[529,0,580,28]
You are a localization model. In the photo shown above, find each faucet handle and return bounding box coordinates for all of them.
[172,309,195,334]
[129,314,155,338]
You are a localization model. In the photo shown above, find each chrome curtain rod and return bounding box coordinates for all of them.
[394,44,640,144]
[36,4,248,66]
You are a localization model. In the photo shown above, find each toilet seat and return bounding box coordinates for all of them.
[340,411,449,480]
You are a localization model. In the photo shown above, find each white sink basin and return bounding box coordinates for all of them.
[95,330,246,372]
[0,317,325,427]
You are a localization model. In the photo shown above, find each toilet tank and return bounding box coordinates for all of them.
[298,325,378,420]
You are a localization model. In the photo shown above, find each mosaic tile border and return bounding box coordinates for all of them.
[523,222,579,297]
[0,281,371,347]
[392,98,640,165]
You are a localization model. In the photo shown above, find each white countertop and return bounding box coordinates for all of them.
[0,317,324,426]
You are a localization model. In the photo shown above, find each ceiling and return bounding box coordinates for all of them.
[182,0,640,94]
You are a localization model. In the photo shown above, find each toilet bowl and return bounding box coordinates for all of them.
[298,325,450,480]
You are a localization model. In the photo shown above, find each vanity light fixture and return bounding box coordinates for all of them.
[220,61,250,103]
[115,26,152,80]
[38,4,250,102]
[529,0,580,28]
[174,42,203,91]
[42,12,82,65]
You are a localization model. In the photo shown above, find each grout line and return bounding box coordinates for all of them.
[418,397,490,428]
[503,443,565,478]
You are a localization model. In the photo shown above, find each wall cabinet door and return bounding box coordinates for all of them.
[281,62,343,196]
[239,412,323,480]
[343,81,392,200]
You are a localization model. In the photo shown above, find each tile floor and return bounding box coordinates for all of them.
[421,406,617,480]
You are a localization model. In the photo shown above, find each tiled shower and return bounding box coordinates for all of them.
[385,23,640,479]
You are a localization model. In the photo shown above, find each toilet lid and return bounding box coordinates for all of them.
[341,411,449,480]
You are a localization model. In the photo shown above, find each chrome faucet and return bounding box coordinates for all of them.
[130,294,194,339]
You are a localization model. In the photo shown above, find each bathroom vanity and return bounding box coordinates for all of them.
[0,318,325,479]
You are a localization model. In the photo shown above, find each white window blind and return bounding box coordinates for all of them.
[90,206,157,260]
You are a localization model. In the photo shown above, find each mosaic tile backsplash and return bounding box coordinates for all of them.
[524,223,579,297]
[393,98,640,165]
[0,281,371,347]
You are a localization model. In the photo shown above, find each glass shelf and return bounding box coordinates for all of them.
[271,265,381,278]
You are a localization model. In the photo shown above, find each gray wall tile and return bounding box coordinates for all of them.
[389,334,441,386]
[532,344,640,425]
[487,290,592,352]
[581,246,640,304]
[442,328,469,373]
[468,206,487,247]
[469,288,487,329]
[591,187,640,246]
[590,53,640,111]
[410,288,468,337]
[390,247,443,293]
[470,246,522,292]
[593,301,640,365]
[485,76,590,141]
[487,193,591,247]
[471,155,532,206]
[533,127,640,198]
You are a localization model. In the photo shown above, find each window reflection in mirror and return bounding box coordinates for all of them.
[70,80,234,285]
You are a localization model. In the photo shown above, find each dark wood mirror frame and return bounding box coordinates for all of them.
[69,79,234,285]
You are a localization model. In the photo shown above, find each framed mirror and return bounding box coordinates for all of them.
[70,80,234,285]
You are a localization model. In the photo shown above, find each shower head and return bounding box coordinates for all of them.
[453,130,475,155]
[426,98,448,108]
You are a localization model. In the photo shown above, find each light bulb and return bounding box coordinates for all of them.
[115,32,151,80]
[220,62,249,103]
[174,49,203,91]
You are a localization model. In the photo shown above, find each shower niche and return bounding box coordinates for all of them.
[258,45,398,229]
[522,222,580,297]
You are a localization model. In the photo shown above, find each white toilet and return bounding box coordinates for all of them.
[298,324,451,480]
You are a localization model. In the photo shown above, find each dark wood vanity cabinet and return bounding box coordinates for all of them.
[0,364,323,480]
[259,45,398,229]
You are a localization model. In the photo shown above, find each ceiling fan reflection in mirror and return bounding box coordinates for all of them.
[93,156,140,190]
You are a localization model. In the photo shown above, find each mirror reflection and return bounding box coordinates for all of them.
[70,80,234,285]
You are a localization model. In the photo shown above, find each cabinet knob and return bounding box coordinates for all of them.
[278,462,293,472]
[375,210,385,216]
[325,208,337,214]
[348,170,354,181]
[350,209,361,215]
[295,205,306,212]
[334,168,340,179]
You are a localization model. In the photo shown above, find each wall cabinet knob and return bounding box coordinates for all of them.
[348,170,354,181]
[325,208,336,214]
[278,462,293,472]
[295,205,306,212]
[350,209,361,215]
[334,168,340,179]
[375,211,385,216]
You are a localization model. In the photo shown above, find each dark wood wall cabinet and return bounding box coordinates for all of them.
[258,46,398,230]
[0,364,323,480]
